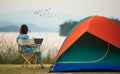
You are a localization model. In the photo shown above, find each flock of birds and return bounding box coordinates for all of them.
[33,7,51,17]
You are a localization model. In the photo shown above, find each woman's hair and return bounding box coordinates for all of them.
[20,24,28,34]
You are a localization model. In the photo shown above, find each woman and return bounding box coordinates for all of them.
[16,24,44,68]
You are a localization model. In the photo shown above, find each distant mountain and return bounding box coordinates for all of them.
[0,25,19,32]
[0,20,56,32]
[0,20,20,32]
[0,10,78,32]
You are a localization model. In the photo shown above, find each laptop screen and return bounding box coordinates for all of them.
[34,38,43,44]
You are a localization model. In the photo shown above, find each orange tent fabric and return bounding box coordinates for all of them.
[56,15,120,60]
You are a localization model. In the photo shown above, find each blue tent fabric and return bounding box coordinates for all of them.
[52,64,120,72]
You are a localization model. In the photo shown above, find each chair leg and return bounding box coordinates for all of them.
[33,56,41,68]
[18,53,40,69]
[20,54,34,68]
[24,54,36,68]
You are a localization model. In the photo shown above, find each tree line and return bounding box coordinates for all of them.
[59,18,120,36]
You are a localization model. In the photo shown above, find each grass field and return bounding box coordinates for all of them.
[0,64,120,74]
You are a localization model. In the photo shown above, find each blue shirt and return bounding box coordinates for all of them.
[16,34,34,53]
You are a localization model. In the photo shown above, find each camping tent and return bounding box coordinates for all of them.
[52,15,120,72]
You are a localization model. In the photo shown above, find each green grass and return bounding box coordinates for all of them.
[0,64,120,74]
[0,64,51,74]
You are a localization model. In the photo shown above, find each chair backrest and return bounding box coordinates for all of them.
[18,39,35,45]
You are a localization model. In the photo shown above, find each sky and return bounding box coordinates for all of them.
[0,0,120,17]
[0,0,120,32]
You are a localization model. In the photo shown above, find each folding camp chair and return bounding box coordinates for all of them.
[17,39,40,69]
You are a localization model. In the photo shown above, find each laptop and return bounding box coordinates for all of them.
[34,38,43,44]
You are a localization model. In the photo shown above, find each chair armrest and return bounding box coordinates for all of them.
[18,44,21,51]
[29,44,41,47]
[18,44,24,54]
[18,50,23,53]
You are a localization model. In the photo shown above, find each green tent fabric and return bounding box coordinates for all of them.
[57,32,120,64]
